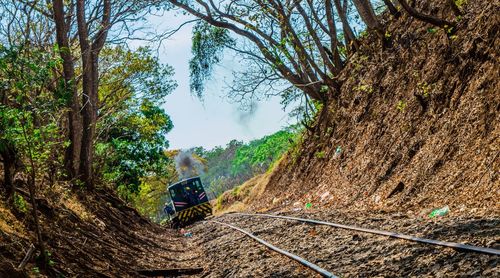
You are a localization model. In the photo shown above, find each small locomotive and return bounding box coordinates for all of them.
[165,176,212,228]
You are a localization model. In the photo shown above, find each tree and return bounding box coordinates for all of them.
[95,46,176,201]
[169,0,344,103]
[381,0,401,18]
[333,0,360,53]
[52,0,82,180]
[45,0,172,188]
[75,0,111,189]
[396,0,455,29]
[352,0,385,40]
[197,127,299,198]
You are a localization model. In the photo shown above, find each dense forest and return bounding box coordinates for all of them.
[1,0,494,275]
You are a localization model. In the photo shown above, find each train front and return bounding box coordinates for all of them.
[167,176,212,227]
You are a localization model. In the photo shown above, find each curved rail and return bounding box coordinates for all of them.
[212,220,338,278]
[231,213,500,256]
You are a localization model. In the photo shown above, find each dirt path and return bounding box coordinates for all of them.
[185,210,499,277]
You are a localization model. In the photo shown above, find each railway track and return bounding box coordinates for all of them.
[230,213,500,256]
[213,220,338,278]
[206,212,499,277]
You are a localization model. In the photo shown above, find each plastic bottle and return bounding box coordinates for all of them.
[428,205,450,218]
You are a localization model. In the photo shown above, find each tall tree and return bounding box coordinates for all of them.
[52,0,82,180]
[76,0,111,188]
[47,0,171,188]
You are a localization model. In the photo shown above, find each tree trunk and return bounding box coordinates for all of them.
[76,0,111,189]
[325,0,344,72]
[334,0,359,53]
[397,0,455,29]
[76,0,95,189]
[352,0,385,38]
[52,0,82,180]
[382,0,401,18]
[28,173,48,267]
[0,141,18,202]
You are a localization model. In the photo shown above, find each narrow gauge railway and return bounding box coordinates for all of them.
[206,212,499,277]
[212,220,338,278]
[230,213,500,256]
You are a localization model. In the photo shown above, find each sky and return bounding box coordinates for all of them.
[151,12,295,150]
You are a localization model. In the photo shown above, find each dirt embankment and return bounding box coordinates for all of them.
[0,186,199,277]
[243,0,499,214]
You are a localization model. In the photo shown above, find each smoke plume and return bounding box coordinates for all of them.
[174,150,205,180]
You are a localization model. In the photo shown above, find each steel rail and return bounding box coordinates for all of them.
[231,213,500,256]
[211,220,338,278]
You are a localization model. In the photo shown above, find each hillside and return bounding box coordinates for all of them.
[0,187,198,276]
[223,0,499,215]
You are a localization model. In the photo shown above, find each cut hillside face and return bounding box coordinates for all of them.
[213,173,271,214]
[253,0,499,214]
[0,186,199,277]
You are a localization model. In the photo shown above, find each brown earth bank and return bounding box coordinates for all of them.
[187,210,499,277]
[247,0,499,214]
[0,187,200,277]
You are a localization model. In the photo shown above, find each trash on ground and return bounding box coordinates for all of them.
[320,191,330,201]
[428,205,450,218]
[305,203,312,209]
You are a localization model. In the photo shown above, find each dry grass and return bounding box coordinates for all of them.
[213,172,272,215]
[0,203,28,239]
[61,193,93,221]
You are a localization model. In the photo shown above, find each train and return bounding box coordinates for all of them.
[165,176,212,228]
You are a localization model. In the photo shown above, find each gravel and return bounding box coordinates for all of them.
[186,209,499,277]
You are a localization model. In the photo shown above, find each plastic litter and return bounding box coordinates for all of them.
[184,232,193,237]
[334,146,342,159]
[305,203,312,209]
[428,205,450,218]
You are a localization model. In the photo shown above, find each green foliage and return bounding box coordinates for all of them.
[133,169,177,222]
[417,82,434,97]
[189,21,233,98]
[231,129,298,176]
[13,193,28,213]
[397,100,407,112]
[99,46,176,109]
[355,84,374,94]
[198,126,300,197]
[454,0,467,8]
[95,46,176,200]
[315,151,326,159]
[0,44,65,181]
[427,28,438,34]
